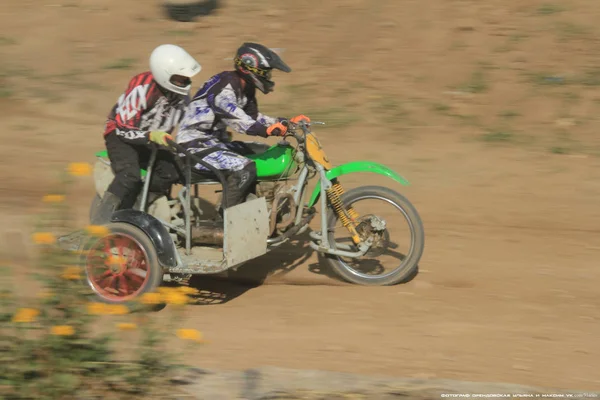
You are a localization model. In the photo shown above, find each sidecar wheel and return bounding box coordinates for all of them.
[82,222,164,308]
[324,185,424,286]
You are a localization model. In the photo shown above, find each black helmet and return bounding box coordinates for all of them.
[234,42,291,94]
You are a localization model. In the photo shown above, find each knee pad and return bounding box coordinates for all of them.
[222,162,257,208]
[237,162,257,191]
[119,170,142,189]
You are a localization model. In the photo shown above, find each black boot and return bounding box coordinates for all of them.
[91,191,121,225]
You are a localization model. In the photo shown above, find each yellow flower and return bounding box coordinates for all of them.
[140,292,162,305]
[42,194,65,203]
[106,304,129,315]
[51,325,75,336]
[60,266,81,280]
[117,322,137,330]
[68,162,92,177]
[158,287,193,305]
[163,291,190,305]
[178,286,199,295]
[86,225,110,237]
[87,302,108,315]
[12,308,40,323]
[176,328,203,343]
[87,302,129,315]
[158,287,178,294]
[32,232,56,245]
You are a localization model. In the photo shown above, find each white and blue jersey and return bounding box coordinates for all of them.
[176,71,282,172]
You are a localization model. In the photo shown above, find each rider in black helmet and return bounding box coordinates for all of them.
[234,42,290,94]
[177,42,310,210]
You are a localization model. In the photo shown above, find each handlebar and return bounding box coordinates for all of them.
[282,119,325,143]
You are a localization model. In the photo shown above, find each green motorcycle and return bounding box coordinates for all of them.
[84,120,425,304]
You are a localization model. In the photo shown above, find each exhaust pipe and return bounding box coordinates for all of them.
[191,221,224,246]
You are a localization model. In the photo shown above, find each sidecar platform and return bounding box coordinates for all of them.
[169,196,271,275]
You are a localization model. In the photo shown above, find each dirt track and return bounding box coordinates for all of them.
[2,0,600,392]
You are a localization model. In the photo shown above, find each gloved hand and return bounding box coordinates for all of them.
[266,122,288,137]
[290,114,310,124]
[149,131,173,146]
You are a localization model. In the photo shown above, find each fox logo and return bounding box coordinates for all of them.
[116,84,150,121]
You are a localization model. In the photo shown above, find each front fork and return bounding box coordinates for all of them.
[316,165,364,248]
[325,180,362,244]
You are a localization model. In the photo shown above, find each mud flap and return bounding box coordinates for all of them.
[223,196,270,268]
[111,209,178,268]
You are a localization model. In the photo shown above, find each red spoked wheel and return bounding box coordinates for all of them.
[84,222,163,304]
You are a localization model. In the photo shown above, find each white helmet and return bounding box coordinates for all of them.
[149,44,201,96]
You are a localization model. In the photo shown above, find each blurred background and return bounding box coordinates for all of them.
[1,0,600,393]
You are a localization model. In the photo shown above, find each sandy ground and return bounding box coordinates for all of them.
[2,0,600,392]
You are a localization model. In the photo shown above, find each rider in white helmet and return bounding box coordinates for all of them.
[91,44,202,225]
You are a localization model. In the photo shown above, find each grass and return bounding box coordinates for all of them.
[457,67,489,94]
[429,98,483,127]
[553,129,581,152]
[536,4,566,15]
[495,33,530,53]
[36,87,66,103]
[579,68,600,86]
[451,113,483,128]
[481,129,514,143]
[102,58,137,70]
[0,87,13,98]
[431,102,451,114]
[561,91,581,103]
[499,110,521,119]
[550,146,569,154]
[372,96,410,124]
[166,30,195,37]
[0,36,17,45]
[509,33,529,43]
[554,21,590,42]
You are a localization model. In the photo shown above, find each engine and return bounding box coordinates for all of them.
[255,181,298,235]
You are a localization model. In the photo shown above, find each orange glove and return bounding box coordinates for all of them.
[290,114,310,124]
[266,122,288,136]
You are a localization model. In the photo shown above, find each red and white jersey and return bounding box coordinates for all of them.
[103,71,188,145]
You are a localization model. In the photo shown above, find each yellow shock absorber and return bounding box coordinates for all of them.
[326,182,362,244]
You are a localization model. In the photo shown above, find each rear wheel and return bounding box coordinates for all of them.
[82,222,164,306]
[324,185,424,286]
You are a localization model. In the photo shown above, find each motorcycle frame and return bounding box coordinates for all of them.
[136,134,370,271]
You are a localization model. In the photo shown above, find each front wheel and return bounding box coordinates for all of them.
[324,185,424,286]
[81,222,164,306]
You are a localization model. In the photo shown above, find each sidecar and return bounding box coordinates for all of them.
[81,144,273,304]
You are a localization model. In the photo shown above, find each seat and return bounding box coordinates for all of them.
[243,142,271,156]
